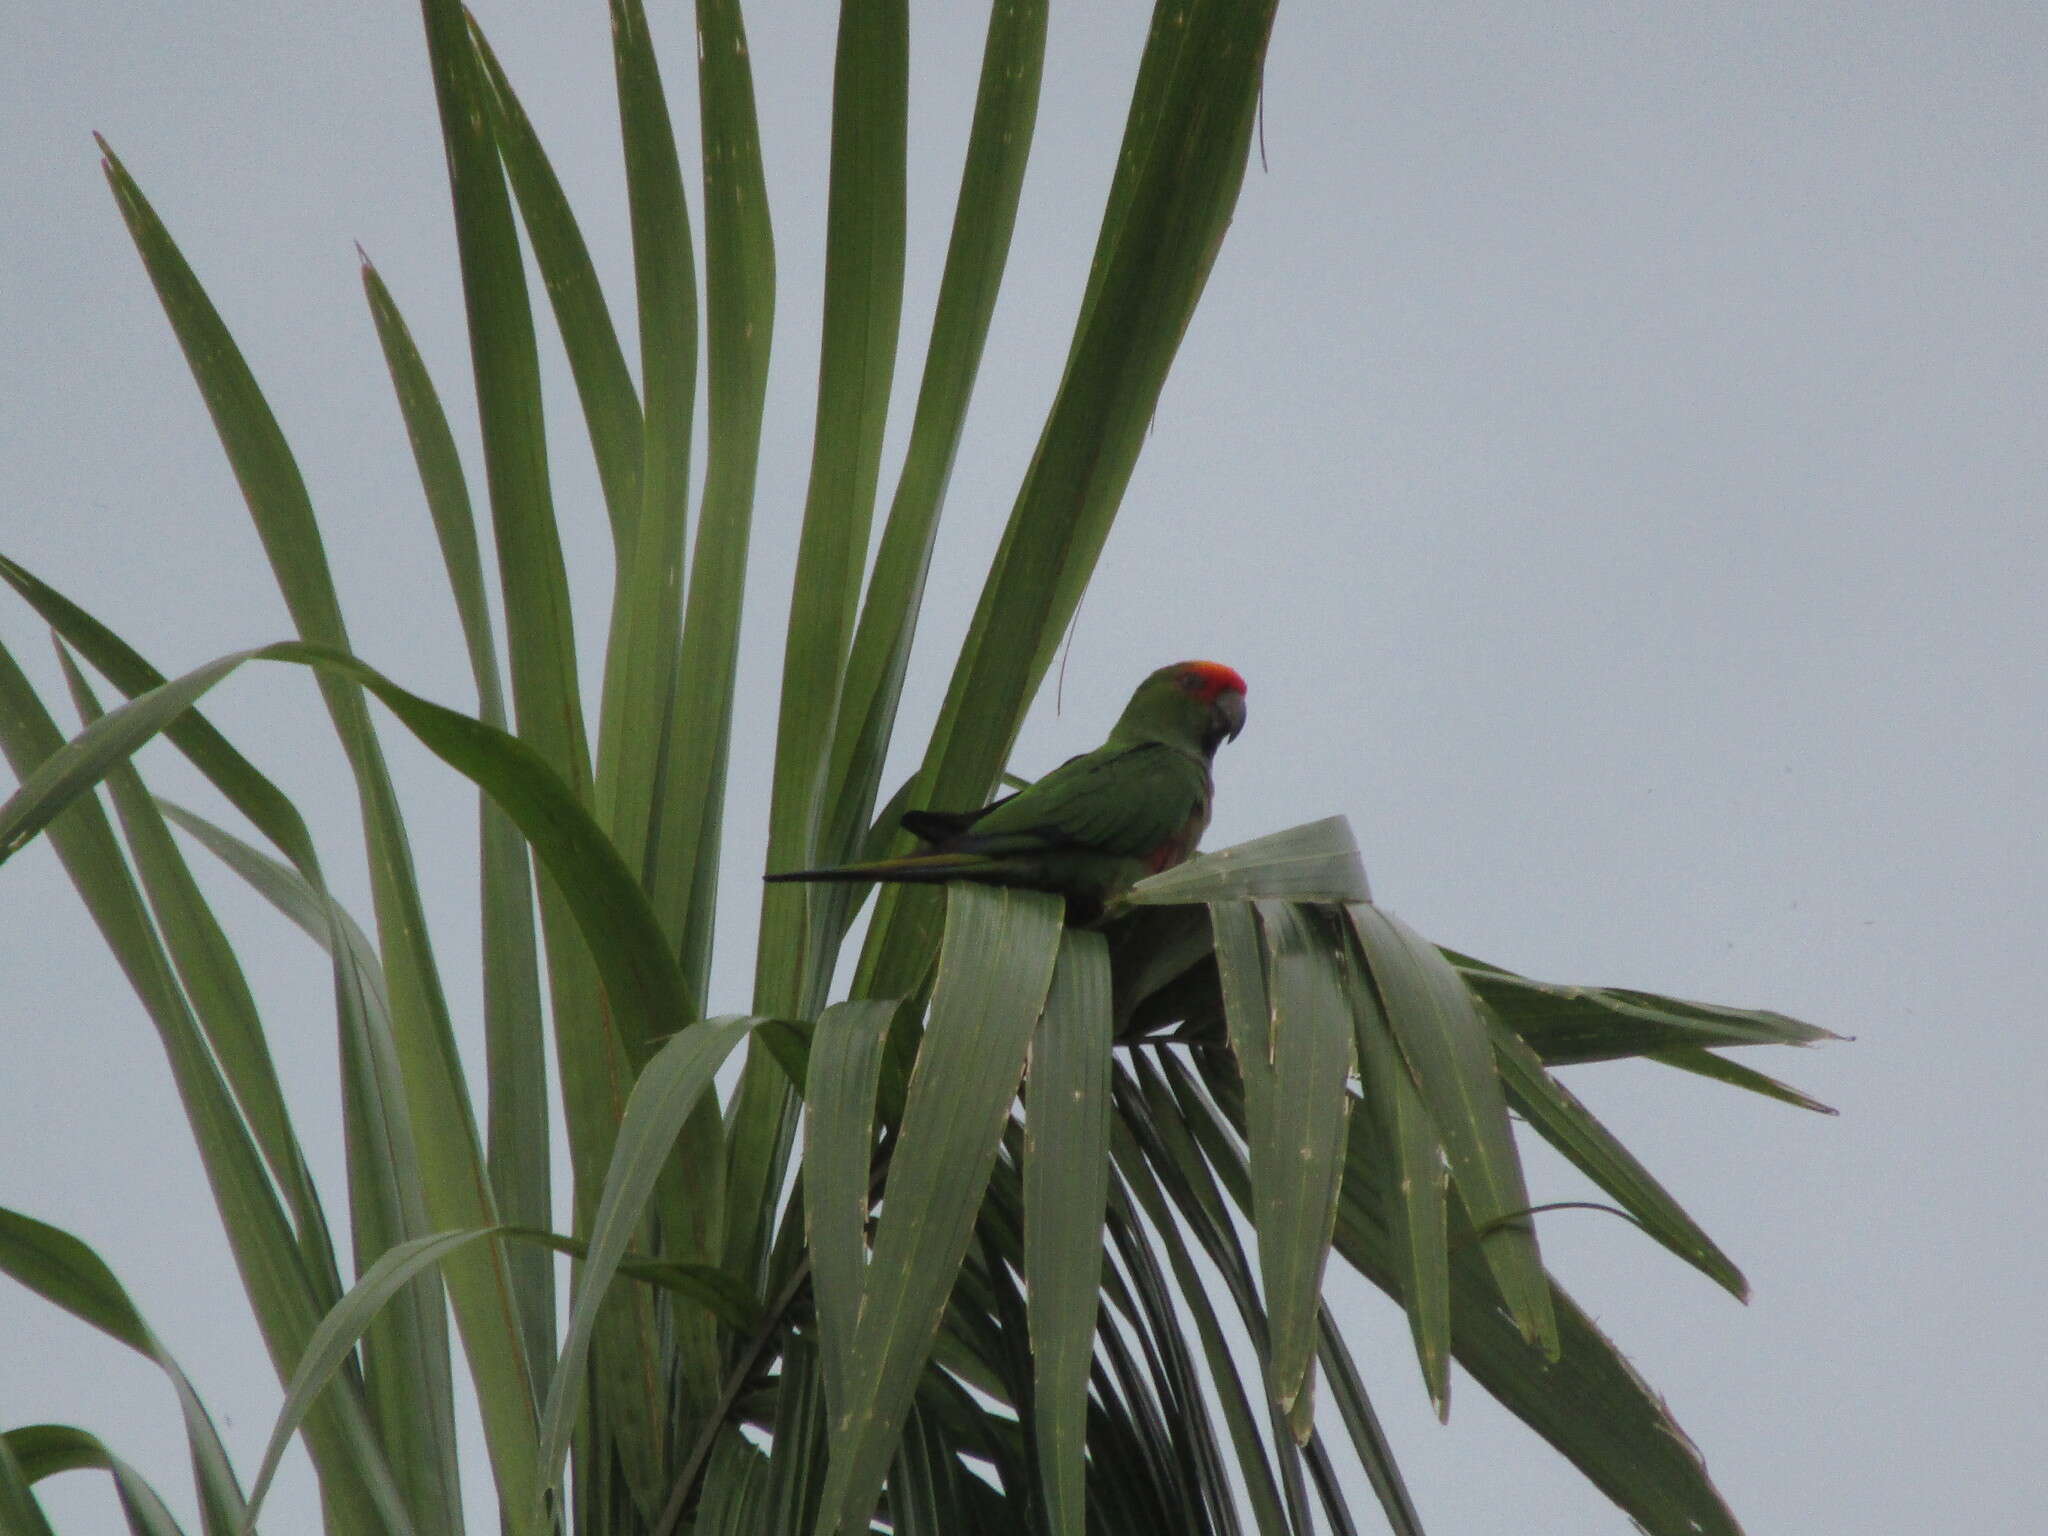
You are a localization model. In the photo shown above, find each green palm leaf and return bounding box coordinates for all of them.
[0,1210,248,1535]
[813,884,1061,1536]
[1023,929,1113,1536]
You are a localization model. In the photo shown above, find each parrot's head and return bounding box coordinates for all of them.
[1116,660,1248,758]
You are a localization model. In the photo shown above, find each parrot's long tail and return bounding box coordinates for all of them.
[763,852,996,886]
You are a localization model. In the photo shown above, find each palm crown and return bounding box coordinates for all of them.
[0,6,1834,1536]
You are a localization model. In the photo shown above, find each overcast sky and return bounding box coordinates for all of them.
[4,3,2043,1532]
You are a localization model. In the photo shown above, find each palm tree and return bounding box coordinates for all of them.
[0,3,1833,1533]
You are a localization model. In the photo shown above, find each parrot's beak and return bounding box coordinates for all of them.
[1216,690,1246,743]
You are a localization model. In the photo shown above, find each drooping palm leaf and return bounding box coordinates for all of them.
[1022,929,1114,1535]
[0,644,412,1535]
[0,1210,249,1535]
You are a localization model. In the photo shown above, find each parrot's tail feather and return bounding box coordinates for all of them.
[763,853,995,886]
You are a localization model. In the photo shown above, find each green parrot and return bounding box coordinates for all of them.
[765,660,1248,920]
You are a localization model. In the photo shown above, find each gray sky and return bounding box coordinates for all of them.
[4,2,2043,1531]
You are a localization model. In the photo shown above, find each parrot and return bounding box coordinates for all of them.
[764,659,1248,920]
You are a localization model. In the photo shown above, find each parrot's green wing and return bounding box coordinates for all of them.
[961,743,1208,859]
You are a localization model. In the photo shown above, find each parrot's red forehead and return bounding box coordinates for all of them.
[1174,660,1246,700]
